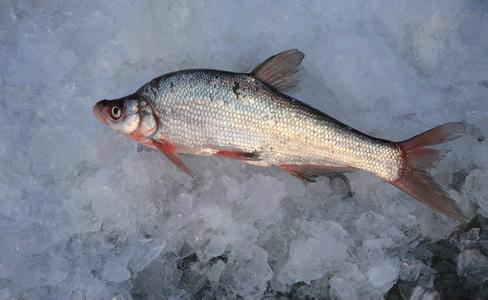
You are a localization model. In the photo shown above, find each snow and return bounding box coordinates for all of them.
[1,0,488,299]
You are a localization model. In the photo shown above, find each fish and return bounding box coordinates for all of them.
[93,49,468,223]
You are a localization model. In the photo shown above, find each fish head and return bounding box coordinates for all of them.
[93,96,158,142]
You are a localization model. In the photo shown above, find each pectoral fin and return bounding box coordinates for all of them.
[152,140,193,177]
[251,49,305,92]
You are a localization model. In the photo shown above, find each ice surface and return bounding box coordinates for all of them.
[278,221,352,284]
[463,169,488,217]
[1,0,487,299]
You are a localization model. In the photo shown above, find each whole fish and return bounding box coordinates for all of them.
[93,49,467,222]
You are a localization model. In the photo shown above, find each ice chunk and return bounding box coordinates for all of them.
[457,249,488,277]
[355,211,405,241]
[278,221,351,284]
[208,260,226,282]
[0,288,11,300]
[399,260,425,282]
[101,261,130,283]
[330,276,358,300]
[367,260,399,292]
[463,169,488,217]
[131,252,183,299]
[204,236,227,259]
[225,247,272,299]
[409,286,440,300]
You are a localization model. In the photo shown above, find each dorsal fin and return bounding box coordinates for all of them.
[251,49,305,92]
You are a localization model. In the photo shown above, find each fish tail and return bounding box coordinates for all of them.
[389,122,468,223]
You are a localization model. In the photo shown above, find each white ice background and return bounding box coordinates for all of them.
[1,0,487,299]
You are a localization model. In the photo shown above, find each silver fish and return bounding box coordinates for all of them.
[93,49,467,222]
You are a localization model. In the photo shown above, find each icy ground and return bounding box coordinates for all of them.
[1,0,488,299]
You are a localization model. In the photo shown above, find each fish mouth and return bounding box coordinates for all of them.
[93,100,110,124]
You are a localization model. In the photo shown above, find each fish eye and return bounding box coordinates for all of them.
[110,105,122,120]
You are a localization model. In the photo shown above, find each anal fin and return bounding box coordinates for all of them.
[280,164,355,182]
[152,140,193,177]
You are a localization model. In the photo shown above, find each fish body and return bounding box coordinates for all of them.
[94,49,467,222]
[136,69,402,180]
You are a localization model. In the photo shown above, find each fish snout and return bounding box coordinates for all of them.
[93,100,110,124]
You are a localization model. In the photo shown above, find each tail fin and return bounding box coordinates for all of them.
[390,122,468,223]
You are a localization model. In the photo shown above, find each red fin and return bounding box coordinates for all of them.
[390,122,468,223]
[391,168,468,223]
[402,122,465,151]
[152,141,193,177]
[280,164,355,182]
[216,150,260,161]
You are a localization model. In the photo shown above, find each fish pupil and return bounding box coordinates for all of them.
[111,106,121,119]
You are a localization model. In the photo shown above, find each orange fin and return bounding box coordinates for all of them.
[390,122,468,223]
[216,150,261,161]
[280,164,355,182]
[152,140,193,177]
[402,122,465,150]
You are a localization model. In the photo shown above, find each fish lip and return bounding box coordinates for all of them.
[93,100,110,124]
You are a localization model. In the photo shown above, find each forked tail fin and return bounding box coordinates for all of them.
[390,122,468,223]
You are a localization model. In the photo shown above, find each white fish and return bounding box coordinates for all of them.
[94,49,467,222]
